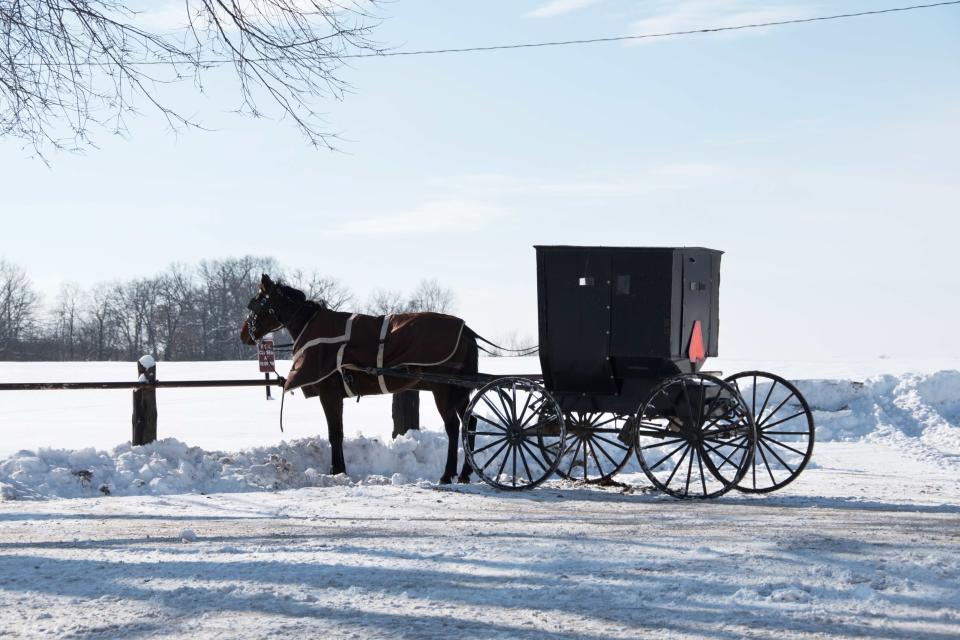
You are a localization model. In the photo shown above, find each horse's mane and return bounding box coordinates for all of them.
[275,281,328,310]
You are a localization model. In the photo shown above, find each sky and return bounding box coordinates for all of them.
[1,0,958,362]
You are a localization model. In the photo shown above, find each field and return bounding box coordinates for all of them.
[0,358,958,638]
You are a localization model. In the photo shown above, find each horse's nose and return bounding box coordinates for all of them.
[239,321,255,345]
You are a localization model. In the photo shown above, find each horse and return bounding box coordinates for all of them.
[240,274,477,484]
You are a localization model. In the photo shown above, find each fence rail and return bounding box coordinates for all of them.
[0,379,283,391]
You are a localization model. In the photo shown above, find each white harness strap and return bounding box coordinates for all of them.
[377,314,392,394]
[336,314,357,398]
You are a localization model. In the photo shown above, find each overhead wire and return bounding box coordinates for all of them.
[15,1,960,67]
[344,1,960,59]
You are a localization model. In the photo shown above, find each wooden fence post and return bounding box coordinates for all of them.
[391,391,420,439]
[132,355,158,446]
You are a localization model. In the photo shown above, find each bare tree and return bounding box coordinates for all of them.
[0,259,41,356]
[407,278,454,313]
[285,269,352,310]
[366,288,406,315]
[1,0,383,154]
[51,282,84,359]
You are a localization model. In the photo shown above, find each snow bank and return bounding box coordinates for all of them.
[1,370,958,501]
[0,430,451,501]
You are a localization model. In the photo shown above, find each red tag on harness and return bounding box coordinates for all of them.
[688,321,706,364]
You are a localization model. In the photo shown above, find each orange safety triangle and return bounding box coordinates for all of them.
[689,320,706,364]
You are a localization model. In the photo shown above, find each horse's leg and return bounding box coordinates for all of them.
[433,386,462,484]
[456,390,475,483]
[319,388,347,476]
[457,336,479,483]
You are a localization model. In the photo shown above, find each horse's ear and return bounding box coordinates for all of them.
[260,274,273,292]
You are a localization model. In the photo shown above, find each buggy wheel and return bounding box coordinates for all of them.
[725,371,815,493]
[633,373,756,499]
[463,377,565,490]
[551,412,633,483]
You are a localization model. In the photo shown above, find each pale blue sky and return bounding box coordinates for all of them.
[1,0,958,361]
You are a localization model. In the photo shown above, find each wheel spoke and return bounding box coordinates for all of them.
[701,438,745,472]
[476,415,508,431]
[663,444,690,487]
[517,441,534,483]
[515,387,535,429]
[756,440,778,485]
[495,442,511,481]
[586,438,606,474]
[521,417,558,435]
[641,437,686,450]
[565,438,584,477]
[760,410,808,431]
[592,433,630,452]
[481,440,511,471]
[762,436,808,458]
[758,392,797,428]
[472,436,508,456]
[683,445,695,496]
[648,441,688,471]
[518,395,548,428]
[756,380,778,423]
[481,395,512,427]
[497,389,515,428]
[759,439,798,473]
[520,440,550,473]
[696,446,708,496]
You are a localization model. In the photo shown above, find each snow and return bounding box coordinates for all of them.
[0,358,958,637]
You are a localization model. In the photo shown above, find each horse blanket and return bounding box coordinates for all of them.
[285,310,467,398]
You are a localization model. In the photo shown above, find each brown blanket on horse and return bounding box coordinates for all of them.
[285,310,466,398]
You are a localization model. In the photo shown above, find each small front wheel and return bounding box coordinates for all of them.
[463,377,565,490]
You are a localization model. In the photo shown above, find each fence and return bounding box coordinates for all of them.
[0,356,422,445]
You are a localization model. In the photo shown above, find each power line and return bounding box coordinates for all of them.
[15,1,960,67]
[347,1,960,59]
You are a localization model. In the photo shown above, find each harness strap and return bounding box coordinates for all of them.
[376,314,392,394]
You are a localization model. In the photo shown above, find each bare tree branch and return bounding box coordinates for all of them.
[0,0,383,156]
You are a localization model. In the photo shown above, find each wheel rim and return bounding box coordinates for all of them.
[551,412,633,483]
[726,371,815,493]
[633,374,756,499]
[463,377,565,490]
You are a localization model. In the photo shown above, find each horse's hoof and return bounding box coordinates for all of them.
[439,475,453,485]
[330,467,346,476]
[457,475,471,484]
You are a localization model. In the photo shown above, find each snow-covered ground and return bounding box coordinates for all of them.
[0,358,958,638]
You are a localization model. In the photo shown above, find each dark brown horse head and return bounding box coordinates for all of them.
[240,274,316,345]
[240,274,284,345]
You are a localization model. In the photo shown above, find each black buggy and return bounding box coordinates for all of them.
[460,246,816,498]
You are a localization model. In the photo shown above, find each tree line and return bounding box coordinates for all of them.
[0,257,456,362]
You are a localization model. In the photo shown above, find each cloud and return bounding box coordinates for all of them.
[326,200,505,236]
[526,0,603,19]
[628,0,814,40]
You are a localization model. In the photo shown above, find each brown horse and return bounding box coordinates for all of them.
[240,274,477,484]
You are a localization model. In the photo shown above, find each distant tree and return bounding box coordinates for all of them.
[1,0,384,154]
[0,260,41,356]
[407,279,455,314]
[366,288,406,315]
[285,269,353,311]
[51,283,84,360]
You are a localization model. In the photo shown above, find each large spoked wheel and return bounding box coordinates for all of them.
[463,377,565,491]
[633,373,756,499]
[552,412,633,483]
[725,371,815,493]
